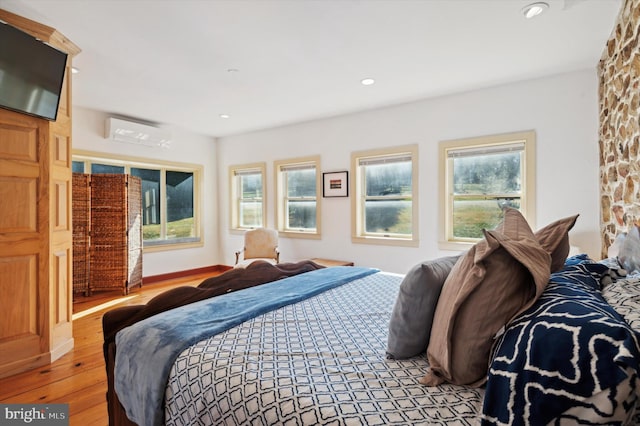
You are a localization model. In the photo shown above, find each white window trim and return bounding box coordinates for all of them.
[351,145,419,247]
[438,130,536,251]
[229,162,267,233]
[274,155,321,239]
[72,149,203,253]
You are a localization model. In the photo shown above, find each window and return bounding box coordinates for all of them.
[439,130,536,250]
[72,161,85,173]
[351,145,418,246]
[72,151,202,251]
[275,156,321,238]
[92,163,125,174]
[229,163,266,231]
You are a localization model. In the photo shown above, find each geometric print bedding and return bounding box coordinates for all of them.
[602,271,640,333]
[481,262,640,425]
[164,272,485,425]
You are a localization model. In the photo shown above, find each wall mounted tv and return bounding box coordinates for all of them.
[0,21,68,121]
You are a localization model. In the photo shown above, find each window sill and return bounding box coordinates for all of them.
[279,230,321,240]
[352,235,418,247]
[143,237,203,253]
[230,227,262,235]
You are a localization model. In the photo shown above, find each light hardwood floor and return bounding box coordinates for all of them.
[0,271,221,426]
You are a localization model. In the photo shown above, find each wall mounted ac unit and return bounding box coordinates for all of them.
[105,117,171,148]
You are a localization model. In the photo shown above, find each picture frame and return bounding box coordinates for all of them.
[323,171,348,197]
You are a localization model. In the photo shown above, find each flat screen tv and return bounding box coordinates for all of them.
[0,21,68,121]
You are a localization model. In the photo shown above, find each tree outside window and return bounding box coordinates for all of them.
[439,131,535,249]
[362,156,413,236]
[239,172,263,228]
[285,167,317,230]
[351,146,418,246]
[275,157,321,238]
[230,164,265,230]
[450,146,522,239]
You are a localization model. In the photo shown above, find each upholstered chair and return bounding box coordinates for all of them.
[234,228,280,268]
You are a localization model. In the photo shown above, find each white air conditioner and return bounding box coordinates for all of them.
[105,117,171,148]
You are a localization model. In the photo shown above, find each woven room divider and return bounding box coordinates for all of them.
[72,173,143,295]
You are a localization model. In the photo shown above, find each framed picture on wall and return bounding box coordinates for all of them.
[323,171,348,197]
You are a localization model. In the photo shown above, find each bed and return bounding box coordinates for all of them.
[103,211,640,426]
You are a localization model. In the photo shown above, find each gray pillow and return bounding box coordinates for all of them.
[386,255,461,359]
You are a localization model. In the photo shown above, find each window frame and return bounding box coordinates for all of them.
[229,162,267,232]
[351,145,419,247]
[274,155,322,239]
[438,130,536,250]
[72,150,203,252]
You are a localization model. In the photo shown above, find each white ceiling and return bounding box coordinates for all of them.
[0,0,622,138]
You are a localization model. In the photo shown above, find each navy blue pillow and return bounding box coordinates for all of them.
[481,262,640,425]
[563,253,592,267]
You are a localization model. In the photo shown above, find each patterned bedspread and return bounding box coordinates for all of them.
[602,272,640,332]
[164,272,484,425]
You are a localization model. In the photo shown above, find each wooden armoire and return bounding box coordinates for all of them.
[0,9,80,378]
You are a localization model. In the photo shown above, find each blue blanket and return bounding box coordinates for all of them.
[114,266,378,426]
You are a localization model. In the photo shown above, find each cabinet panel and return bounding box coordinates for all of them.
[0,177,37,233]
[54,180,69,230]
[0,255,37,340]
[52,132,69,167]
[53,250,70,325]
[0,123,37,162]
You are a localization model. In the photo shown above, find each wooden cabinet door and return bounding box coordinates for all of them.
[0,111,51,377]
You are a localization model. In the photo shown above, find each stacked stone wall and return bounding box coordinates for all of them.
[598,0,640,257]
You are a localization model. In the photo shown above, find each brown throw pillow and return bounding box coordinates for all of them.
[533,214,579,272]
[420,208,551,387]
[386,255,461,359]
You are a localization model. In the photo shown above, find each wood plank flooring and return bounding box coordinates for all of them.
[0,271,221,426]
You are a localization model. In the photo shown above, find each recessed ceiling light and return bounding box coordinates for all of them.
[522,2,549,19]
[227,68,239,73]
[361,78,375,86]
[219,114,230,119]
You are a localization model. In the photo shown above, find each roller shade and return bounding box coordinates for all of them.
[447,142,524,159]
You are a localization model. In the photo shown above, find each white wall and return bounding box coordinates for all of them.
[217,69,601,274]
[72,107,220,277]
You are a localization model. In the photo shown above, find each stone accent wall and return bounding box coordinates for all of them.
[598,0,640,257]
